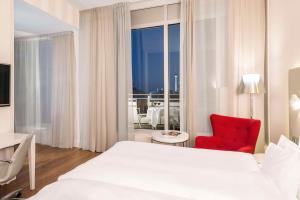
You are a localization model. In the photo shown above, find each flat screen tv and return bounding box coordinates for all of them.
[0,64,10,107]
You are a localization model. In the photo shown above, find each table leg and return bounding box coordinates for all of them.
[138,116,142,128]
[28,135,36,190]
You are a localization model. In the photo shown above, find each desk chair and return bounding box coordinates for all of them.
[0,135,33,200]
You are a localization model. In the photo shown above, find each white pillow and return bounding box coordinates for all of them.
[261,143,300,199]
[278,135,299,151]
[277,135,300,199]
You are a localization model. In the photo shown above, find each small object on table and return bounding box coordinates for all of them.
[161,131,181,136]
[151,130,189,147]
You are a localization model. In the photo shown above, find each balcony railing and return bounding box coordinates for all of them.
[129,93,180,130]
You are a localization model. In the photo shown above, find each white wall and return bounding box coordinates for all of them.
[23,0,79,28]
[268,0,300,142]
[15,0,78,36]
[0,0,14,134]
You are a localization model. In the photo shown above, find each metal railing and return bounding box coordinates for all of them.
[128,93,180,130]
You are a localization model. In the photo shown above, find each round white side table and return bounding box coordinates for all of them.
[151,130,189,147]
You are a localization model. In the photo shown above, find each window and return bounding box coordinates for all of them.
[132,26,164,130]
[131,4,180,131]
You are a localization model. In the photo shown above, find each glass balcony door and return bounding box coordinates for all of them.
[131,4,180,131]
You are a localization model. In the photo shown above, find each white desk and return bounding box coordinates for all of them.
[0,133,36,190]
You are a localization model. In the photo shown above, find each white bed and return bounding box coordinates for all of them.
[29,141,287,200]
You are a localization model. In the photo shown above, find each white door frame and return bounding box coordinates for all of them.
[131,4,180,130]
[163,5,169,130]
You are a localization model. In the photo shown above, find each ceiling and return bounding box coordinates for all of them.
[15,0,77,37]
[68,0,143,10]
[14,31,33,38]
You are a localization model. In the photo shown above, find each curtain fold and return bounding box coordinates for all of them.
[15,39,42,138]
[51,33,76,148]
[114,3,134,141]
[180,0,266,148]
[14,32,76,148]
[79,3,132,152]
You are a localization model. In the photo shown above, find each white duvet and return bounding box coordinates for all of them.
[28,179,191,200]
[30,141,287,200]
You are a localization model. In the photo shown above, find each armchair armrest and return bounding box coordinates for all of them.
[238,145,255,154]
[194,136,222,149]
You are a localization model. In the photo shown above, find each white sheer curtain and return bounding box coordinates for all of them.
[180,0,266,148]
[79,3,132,152]
[180,0,230,146]
[14,32,76,148]
[227,0,266,150]
[15,38,51,144]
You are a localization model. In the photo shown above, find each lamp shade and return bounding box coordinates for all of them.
[242,74,263,94]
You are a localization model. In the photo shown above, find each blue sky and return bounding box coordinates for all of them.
[132,24,180,94]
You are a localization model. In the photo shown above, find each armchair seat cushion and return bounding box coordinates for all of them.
[194,136,223,150]
[238,145,255,154]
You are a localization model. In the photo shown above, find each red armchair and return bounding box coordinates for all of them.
[194,114,261,154]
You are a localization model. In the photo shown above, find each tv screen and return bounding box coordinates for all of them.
[0,64,10,106]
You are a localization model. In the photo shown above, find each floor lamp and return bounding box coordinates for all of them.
[242,74,264,119]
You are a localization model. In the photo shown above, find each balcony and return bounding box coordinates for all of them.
[129,93,180,130]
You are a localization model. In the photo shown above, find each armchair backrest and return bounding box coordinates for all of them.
[210,114,261,150]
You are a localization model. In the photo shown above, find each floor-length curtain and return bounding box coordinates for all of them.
[51,33,76,148]
[227,0,266,150]
[180,0,229,146]
[14,32,76,148]
[79,3,132,152]
[114,3,134,141]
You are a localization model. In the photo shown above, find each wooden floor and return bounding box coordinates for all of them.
[0,144,99,198]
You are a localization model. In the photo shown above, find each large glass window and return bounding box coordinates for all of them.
[132,26,165,130]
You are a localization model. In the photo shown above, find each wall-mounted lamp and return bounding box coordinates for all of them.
[242,74,265,119]
[289,94,300,145]
[290,94,300,111]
